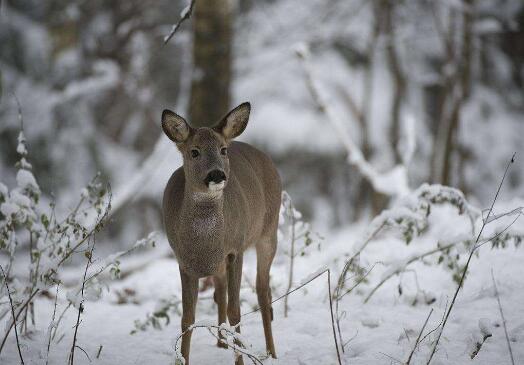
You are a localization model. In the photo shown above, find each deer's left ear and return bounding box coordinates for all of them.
[214,102,251,140]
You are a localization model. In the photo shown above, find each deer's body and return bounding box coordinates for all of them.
[164,141,281,277]
[161,103,280,365]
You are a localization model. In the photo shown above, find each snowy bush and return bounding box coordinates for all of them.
[0,126,156,358]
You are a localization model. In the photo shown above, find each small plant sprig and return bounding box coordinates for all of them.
[131,294,182,334]
[279,191,322,317]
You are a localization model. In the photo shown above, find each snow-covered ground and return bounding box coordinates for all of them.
[2,199,523,365]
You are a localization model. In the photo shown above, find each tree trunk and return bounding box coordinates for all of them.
[430,1,473,186]
[440,0,473,186]
[381,0,406,165]
[189,0,232,128]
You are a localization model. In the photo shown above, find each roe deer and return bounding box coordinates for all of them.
[162,102,281,365]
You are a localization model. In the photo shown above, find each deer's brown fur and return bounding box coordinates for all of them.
[162,102,281,365]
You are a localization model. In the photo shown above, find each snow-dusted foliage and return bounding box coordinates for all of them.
[336,182,523,305]
[131,294,181,334]
[0,128,156,356]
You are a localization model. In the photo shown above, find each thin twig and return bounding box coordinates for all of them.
[333,221,386,352]
[491,269,515,365]
[336,262,379,353]
[174,324,263,364]
[74,345,92,363]
[379,351,403,364]
[0,265,24,364]
[419,299,448,348]
[163,0,196,44]
[474,212,522,250]
[241,268,342,364]
[68,235,97,365]
[46,284,60,365]
[326,269,343,365]
[406,308,434,364]
[51,303,71,341]
[0,289,39,354]
[96,345,103,359]
[284,197,296,317]
[426,153,516,364]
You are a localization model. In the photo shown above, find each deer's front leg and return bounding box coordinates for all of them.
[180,269,199,365]
[227,253,244,365]
[213,262,228,349]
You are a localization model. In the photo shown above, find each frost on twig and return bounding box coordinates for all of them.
[164,0,196,45]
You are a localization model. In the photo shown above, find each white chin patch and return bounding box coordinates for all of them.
[208,181,225,192]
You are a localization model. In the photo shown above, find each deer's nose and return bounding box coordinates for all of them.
[204,170,226,185]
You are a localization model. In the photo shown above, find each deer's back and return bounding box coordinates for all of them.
[225,141,282,244]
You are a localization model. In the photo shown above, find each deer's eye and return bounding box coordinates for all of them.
[190,149,200,158]
[220,147,228,156]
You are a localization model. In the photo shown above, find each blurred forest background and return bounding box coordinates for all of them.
[1,0,523,246]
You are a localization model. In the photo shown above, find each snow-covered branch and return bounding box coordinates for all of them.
[295,43,413,198]
[164,0,196,44]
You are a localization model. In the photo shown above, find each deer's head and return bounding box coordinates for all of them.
[161,102,251,194]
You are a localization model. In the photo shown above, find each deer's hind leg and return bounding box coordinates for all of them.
[213,262,228,349]
[256,233,277,358]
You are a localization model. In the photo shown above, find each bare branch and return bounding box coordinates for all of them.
[406,308,434,364]
[46,284,60,365]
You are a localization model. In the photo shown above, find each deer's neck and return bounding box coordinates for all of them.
[177,186,226,277]
[181,186,225,236]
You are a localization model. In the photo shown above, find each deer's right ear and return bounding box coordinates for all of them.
[162,109,190,143]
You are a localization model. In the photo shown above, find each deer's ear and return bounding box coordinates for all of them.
[214,102,251,140]
[162,109,191,143]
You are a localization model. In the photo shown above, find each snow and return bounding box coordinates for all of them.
[478,318,494,338]
[16,132,27,155]
[0,182,8,197]
[180,5,191,18]
[16,169,39,191]
[2,194,524,364]
[0,202,18,217]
